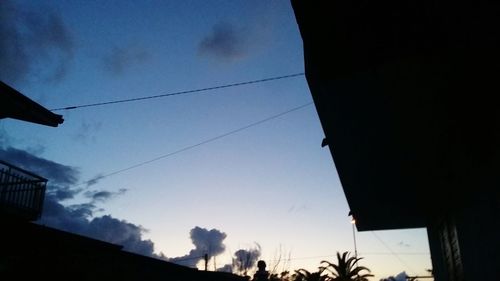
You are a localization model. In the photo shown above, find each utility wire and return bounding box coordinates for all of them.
[79,102,313,186]
[266,252,430,262]
[51,73,305,111]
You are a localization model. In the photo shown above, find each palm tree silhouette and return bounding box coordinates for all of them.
[294,268,328,281]
[320,252,374,281]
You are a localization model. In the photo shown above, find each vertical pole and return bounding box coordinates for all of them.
[204,253,208,271]
[352,222,358,259]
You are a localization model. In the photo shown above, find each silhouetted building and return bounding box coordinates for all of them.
[292,2,499,281]
[1,81,57,221]
[2,220,246,281]
[0,81,63,127]
[0,160,46,221]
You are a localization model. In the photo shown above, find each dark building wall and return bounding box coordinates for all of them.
[454,195,499,281]
[1,220,246,281]
[428,195,499,281]
[292,1,500,281]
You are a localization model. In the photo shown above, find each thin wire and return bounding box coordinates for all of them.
[265,252,429,262]
[370,231,417,275]
[78,102,313,186]
[51,73,305,111]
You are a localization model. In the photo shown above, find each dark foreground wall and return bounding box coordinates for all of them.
[0,219,246,281]
[291,1,500,281]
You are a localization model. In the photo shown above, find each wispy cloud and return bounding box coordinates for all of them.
[84,188,127,203]
[85,173,105,187]
[198,22,251,62]
[288,203,309,214]
[72,121,102,143]
[0,0,75,84]
[397,241,411,248]
[102,46,150,75]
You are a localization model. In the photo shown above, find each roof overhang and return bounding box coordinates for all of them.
[292,1,500,231]
[0,81,63,127]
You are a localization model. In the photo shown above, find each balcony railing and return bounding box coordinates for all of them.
[0,160,47,221]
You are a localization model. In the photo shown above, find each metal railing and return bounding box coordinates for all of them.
[0,160,47,221]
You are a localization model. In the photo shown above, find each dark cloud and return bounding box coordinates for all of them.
[0,146,79,186]
[39,194,156,257]
[381,272,408,281]
[47,185,81,201]
[217,244,262,274]
[85,173,105,187]
[198,22,250,62]
[88,191,113,201]
[233,245,262,274]
[86,215,155,256]
[0,0,75,83]
[102,46,150,75]
[84,188,127,202]
[169,227,227,267]
[1,145,157,257]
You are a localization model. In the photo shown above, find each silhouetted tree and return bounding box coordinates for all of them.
[270,271,292,281]
[320,252,373,281]
[293,268,328,281]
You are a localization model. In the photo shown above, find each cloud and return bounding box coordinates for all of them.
[85,173,105,187]
[232,245,262,274]
[1,145,157,257]
[102,46,150,75]
[198,22,251,62]
[0,0,75,83]
[0,146,79,186]
[397,241,411,248]
[85,215,155,256]
[72,121,102,143]
[381,272,408,281]
[39,194,156,257]
[288,204,309,213]
[48,185,81,201]
[84,188,127,203]
[169,226,227,267]
[218,244,262,274]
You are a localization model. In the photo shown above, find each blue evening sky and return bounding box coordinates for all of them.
[1,1,431,279]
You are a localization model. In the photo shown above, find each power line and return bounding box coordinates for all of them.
[51,73,305,111]
[266,252,429,262]
[79,102,313,186]
[358,252,430,256]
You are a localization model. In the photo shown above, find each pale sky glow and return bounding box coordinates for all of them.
[1,1,432,280]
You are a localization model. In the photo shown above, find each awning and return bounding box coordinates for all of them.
[0,81,63,127]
